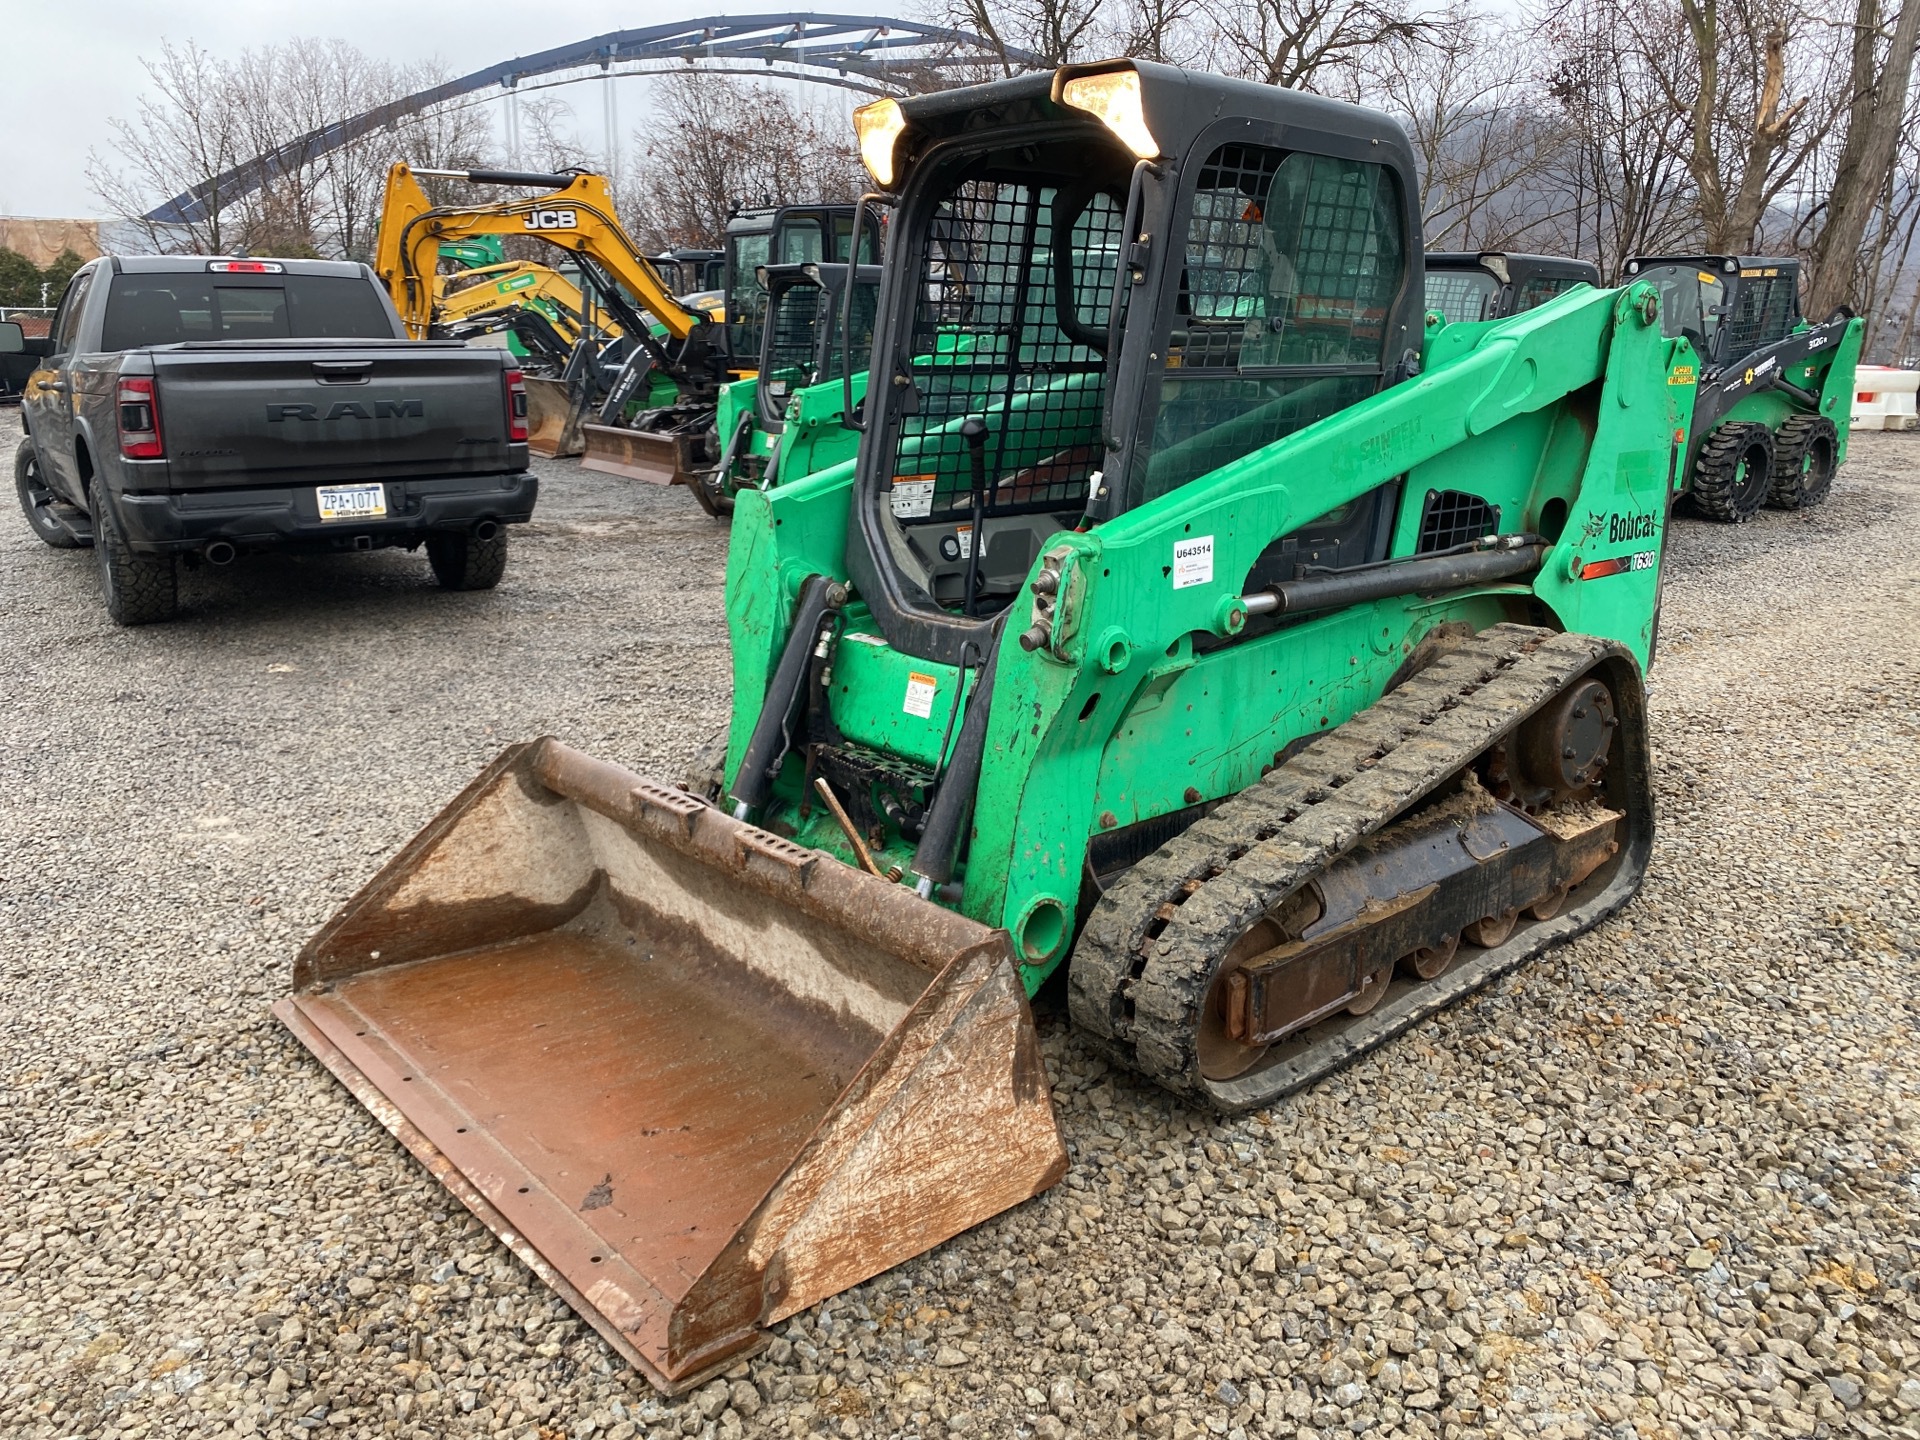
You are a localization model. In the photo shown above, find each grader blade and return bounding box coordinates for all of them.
[273,739,1065,1393]
[523,377,587,457]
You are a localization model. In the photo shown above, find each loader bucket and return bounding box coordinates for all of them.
[579,421,692,486]
[273,739,1066,1393]
[523,377,587,457]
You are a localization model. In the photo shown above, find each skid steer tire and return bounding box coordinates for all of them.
[1686,422,1774,523]
[1767,415,1838,510]
[15,441,84,549]
[91,478,179,625]
[427,530,508,591]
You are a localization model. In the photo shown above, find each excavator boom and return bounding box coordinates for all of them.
[372,163,706,342]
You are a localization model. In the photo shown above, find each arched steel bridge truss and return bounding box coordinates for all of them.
[145,14,1042,225]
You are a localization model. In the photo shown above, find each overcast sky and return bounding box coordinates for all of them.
[0,0,862,219]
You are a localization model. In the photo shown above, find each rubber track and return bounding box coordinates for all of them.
[1067,623,1617,1110]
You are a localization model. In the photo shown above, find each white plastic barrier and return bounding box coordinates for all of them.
[1852,367,1920,431]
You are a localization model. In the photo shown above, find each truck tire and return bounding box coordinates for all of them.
[15,440,84,549]
[1767,415,1838,510]
[90,478,179,625]
[1686,422,1773,523]
[427,529,508,590]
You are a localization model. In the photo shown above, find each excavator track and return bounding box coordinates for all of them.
[1067,623,1653,1112]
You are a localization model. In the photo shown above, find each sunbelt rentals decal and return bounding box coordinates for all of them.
[1172,535,1214,588]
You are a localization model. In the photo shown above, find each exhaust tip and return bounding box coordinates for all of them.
[204,540,236,566]
[474,520,500,542]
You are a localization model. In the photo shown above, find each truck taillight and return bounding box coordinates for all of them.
[117,377,164,460]
[504,367,529,443]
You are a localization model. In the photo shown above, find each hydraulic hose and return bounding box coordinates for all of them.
[910,619,1007,896]
[727,575,845,818]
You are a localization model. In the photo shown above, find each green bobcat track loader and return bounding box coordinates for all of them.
[696,260,881,515]
[1424,251,1601,324]
[1621,254,1862,521]
[278,61,1692,1392]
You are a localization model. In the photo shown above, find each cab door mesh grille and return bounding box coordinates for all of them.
[893,181,1122,524]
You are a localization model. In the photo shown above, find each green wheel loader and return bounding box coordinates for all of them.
[1621,254,1863,521]
[278,61,1696,1391]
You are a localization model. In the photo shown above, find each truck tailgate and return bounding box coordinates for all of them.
[150,341,515,487]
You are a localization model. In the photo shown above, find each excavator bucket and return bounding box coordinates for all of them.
[523,377,587,457]
[579,421,692,486]
[273,739,1066,1393]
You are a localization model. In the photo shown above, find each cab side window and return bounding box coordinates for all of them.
[50,269,95,356]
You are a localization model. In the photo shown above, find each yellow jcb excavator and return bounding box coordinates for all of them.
[373,163,726,468]
[433,259,618,373]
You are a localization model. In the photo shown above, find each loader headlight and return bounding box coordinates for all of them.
[853,98,909,188]
[1059,70,1161,160]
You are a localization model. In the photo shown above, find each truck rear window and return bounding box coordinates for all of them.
[101,274,395,348]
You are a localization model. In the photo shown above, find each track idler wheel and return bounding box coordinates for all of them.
[1517,678,1616,796]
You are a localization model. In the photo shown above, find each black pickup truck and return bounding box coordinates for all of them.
[14,255,537,624]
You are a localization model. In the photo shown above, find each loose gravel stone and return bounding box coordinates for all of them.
[2,408,1917,1440]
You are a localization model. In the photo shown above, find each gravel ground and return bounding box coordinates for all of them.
[2,409,1917,1440]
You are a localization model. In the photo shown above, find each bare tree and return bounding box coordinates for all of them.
[88,40,245,254]
[945,0,1107,68]
[1209,0,1434,91]
[624,74,864,253]
[1356,4,1573,249]
[1532,0,1698,275]
[1109,0,1210,62]
[88,39,502,261]
[1806,0,1920,311]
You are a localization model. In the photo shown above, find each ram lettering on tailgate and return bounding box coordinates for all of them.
[267,399,425,421]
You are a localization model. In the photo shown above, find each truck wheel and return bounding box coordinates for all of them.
[427,529,508,590]
[15,440,84,549]
[1686,422,1774,523]
[1767,415,1838,509]
[90,478,178,625]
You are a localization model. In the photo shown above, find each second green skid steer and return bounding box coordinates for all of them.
[278,61,1694,1392]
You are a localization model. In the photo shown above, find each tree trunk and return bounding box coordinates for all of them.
[1807,0,1920,315]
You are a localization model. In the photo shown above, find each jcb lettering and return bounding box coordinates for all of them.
[523,209,578,231]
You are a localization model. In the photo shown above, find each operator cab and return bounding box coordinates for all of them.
[754,262,882,433]
[1424,252,1600,324]
[846,62,1423,664]
[649,248,725,296]
[725,206,883,368]
[1621,254,1802,375]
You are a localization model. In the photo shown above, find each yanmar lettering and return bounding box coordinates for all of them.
[268,399,425,421]
[1607,510,1658,544]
